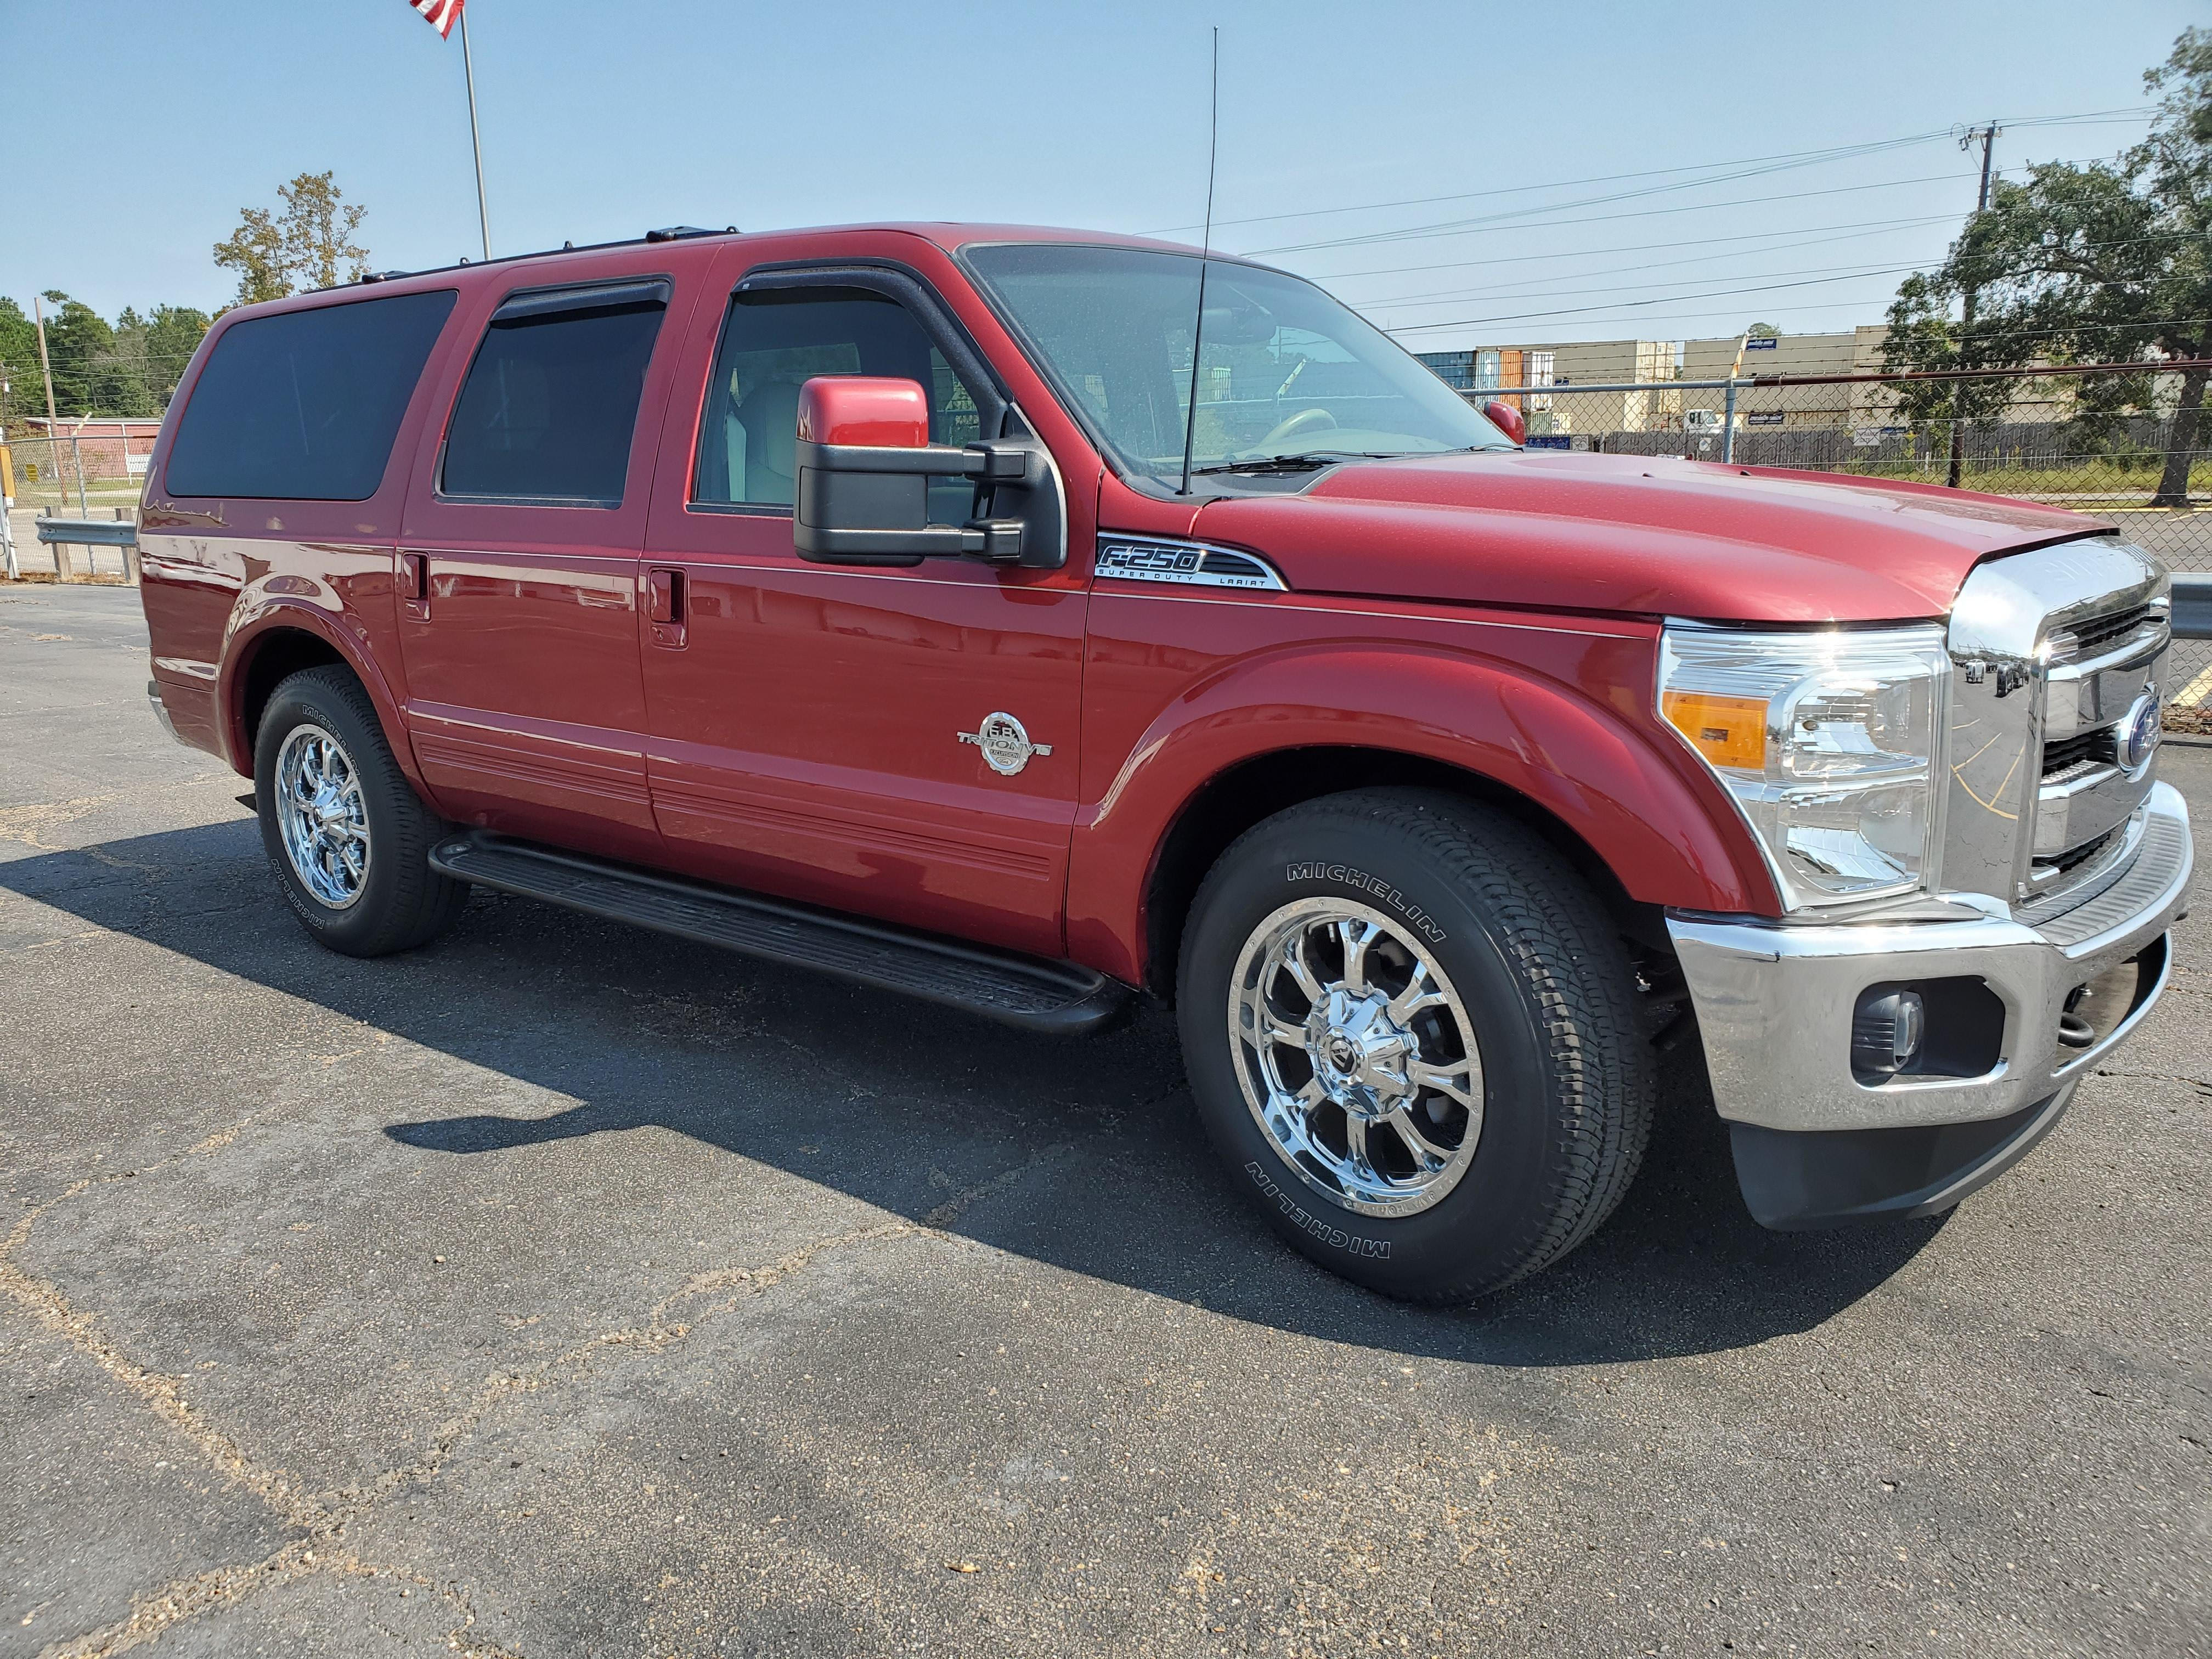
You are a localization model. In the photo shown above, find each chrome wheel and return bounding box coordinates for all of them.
[1229,898,1483,1217]
[274,724,370,910]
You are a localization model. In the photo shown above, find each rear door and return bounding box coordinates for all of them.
[395,261,696,862]
[636,249,1091,958]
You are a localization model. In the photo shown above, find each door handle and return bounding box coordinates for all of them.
[399,551,430,620]
[646,566,686,647]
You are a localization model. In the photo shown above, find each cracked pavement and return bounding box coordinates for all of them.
[1,583,2207,1658]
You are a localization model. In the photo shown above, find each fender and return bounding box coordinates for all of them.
[219,576,435,802]
[1064,636,1780,986]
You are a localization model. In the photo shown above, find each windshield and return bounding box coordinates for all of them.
[962,243,1511,486]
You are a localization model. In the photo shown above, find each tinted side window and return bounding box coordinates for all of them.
[164,290,456,500]
[441,283,669,506]
[693,290,983,511]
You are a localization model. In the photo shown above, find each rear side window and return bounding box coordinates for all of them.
[163,290,456,500]
[440,279,670,506]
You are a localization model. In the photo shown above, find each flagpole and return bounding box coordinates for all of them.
[459,4,491,261]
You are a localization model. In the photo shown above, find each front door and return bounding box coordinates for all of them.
[395,267,689,862]
[638,258,1089,959]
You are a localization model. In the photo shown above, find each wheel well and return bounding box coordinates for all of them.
[236,630,348,754]
[1140,746,1660,1000]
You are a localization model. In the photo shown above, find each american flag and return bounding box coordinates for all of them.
[409,0,464,38]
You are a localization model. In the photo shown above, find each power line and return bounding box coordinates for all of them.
[1142,105,2152,237]
[1372,267,1916,319]
[1360,231,2197,317]
[1341,221,1961,302]
[1360,239,1961,310]
[1143,129,1959,236]
[1294,148,2136,284]
[1387,309,2211,345]
[1385,276,1926,333]
[1240,170,1999,257]
[1301,214,1967,285]
[1243,142,2133,259]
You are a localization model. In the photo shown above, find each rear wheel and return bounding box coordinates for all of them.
[255,666,466,957]
[1177,788,1654,1302]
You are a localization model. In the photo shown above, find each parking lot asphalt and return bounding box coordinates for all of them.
[1,582,2206,1659]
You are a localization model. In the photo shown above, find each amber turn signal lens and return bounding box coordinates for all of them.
[1662,690,1768,770]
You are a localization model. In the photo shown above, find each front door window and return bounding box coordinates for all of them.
[692,289,983,523]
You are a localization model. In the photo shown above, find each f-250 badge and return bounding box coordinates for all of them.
[960,712,1052,776]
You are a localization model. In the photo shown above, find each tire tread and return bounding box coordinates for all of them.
[1184,787,1655,1302]
[258,666,465,957]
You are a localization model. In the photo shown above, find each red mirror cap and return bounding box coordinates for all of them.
[1483,398,1526,445]
[796,376,930,449]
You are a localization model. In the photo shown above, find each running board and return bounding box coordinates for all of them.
[427,832,1131,1035]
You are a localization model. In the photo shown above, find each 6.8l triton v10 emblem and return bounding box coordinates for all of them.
[960,712,1052,776]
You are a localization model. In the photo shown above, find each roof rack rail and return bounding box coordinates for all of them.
[307,224,745,295]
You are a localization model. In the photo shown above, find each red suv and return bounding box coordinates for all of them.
[137,225,2190,1301]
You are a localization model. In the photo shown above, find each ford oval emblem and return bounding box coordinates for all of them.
[2119,690,2162,773]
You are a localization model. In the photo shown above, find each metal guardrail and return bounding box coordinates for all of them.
[2172,574,2212,640]
[30,515,139,584]
[35,516,139,548]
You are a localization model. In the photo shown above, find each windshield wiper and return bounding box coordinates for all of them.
[1188,451,1406,476]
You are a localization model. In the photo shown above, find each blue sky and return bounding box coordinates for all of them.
[3,0,2201,351]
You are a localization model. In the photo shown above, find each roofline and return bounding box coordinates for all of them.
[261,221,1255,311]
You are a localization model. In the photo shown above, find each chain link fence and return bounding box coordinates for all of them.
[3,431,146,581]
[1463,363,2212,725]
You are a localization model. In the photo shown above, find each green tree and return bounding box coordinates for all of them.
[0,298,42,431]
[144,305,212,404]
[1745,321,1780,339]
[1883,27,2212,504]
[213,206,289,307]
[37,291,115,417]
[94,309,165,419]
[1880,270,2023,486]
[0,297,211,422]
[98,304,212,414]
[213,171,371,307]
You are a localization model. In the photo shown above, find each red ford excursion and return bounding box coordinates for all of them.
[136,224,2190,1302]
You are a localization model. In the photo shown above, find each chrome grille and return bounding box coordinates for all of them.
[1946,537,2169,910]
[2045,825,2119,876]
[2033,585,2168,884]
[2048,602,2153,662]
[2040,727,2115,777]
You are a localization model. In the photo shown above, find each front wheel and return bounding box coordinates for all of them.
[255,666,466,957]
[1177,789,1654,1303]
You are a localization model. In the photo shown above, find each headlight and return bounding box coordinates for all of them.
[1658,624,1948,912]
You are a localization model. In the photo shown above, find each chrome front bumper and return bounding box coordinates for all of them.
[1668,780,2192,1135]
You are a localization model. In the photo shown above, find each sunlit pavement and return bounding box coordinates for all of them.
[3,584,2207,1658]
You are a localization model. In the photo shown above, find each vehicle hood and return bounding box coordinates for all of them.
[1189,451,2112,624]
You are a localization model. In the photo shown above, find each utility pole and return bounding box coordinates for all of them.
[1948,122,2000,488]
[1722,329,1753,464]
[31,296,61,531]
[32,293,58,428]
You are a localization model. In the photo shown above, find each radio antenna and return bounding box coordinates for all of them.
[1178,26,1220,498]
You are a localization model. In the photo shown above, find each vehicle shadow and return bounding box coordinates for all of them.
[1,821,1946,1366]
